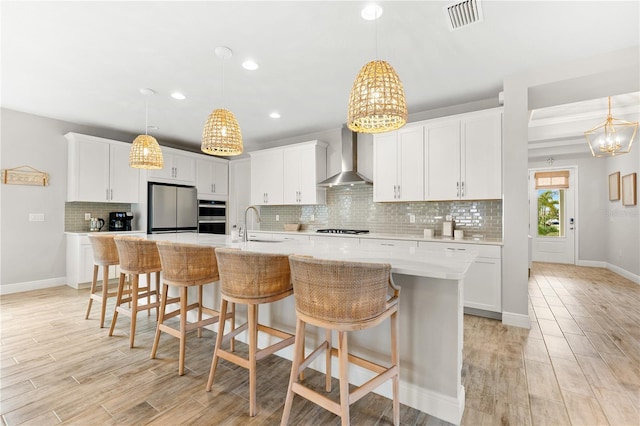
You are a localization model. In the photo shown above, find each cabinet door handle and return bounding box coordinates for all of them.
[110,189,113,200]
[381,243,395,246]
[461,181,465,197]
[106,189,109,201]
[213,183,216,193]
[456,182,460,198]
[265,193,268,204]
[397,185,401,199]
[393,185,397,199]
[475,261,495,265]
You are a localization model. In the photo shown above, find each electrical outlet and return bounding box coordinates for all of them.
[409,214,415,223]
[29,213,45,222]
[310,214,315,222]
[85,213,91,220]
[276,214,280,222]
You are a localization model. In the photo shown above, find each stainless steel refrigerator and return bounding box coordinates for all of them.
[148,183,198,233]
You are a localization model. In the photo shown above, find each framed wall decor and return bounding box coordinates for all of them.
[608,172,620,201]
[621,172,637,206]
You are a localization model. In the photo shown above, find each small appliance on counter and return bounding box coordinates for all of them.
[89,217,105,232]
[109,212,133,231]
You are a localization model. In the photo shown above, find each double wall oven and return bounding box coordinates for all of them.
[198,200,226,234]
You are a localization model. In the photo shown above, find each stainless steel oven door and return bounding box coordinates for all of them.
[198,219,226,234]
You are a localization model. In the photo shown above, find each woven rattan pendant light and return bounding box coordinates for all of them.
[130,88,164,169]
[347,5,407,134]
[202,46,243,156]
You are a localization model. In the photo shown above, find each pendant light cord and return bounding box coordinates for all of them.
[145,97,149,136]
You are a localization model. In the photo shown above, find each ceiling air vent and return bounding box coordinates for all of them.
[444,0,484,31]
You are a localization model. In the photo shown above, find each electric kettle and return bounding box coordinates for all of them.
[89,218,105,232]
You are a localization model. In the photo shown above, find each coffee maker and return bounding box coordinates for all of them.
[109,212,134,231]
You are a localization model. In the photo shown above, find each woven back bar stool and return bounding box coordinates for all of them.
[86,234,120,328]
[152,241,226,376]
[109,237,162,348]
[282,255,401,426]
[206,248,295,417]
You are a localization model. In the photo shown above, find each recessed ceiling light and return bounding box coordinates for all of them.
[361,4,383,20]
[171,92,186,100]
[269,112,281,119]
[242,60,259,71]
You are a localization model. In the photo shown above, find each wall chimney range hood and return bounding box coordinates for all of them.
[317,126,372,187]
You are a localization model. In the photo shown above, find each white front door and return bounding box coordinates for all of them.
[529,167,577,264]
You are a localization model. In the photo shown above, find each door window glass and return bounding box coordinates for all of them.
[537,189,565,237]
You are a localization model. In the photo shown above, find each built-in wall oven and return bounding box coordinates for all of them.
[198,200,226,234]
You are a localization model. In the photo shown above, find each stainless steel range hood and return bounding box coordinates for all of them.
[317,126,372,187]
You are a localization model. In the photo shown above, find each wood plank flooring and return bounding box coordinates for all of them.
[1,262,639,425]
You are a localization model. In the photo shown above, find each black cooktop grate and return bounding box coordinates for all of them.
[316,229,370,235]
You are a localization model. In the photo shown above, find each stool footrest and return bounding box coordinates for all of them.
[330,347,386,374]
[350,365,398,404]
[291,382,341,416]
[298,340,330,374]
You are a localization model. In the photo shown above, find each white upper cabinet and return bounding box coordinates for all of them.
[196,157,229,200]
[425,108,502,201]
[250,140,327,206]
[424,119,461,201]
[461,110,502,200]
[66,133,140,203]
[373,125,424,202]
[250,148,284,205]
[283,141,327,205]
[147,148,196,185]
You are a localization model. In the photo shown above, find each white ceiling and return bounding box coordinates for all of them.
[2,1,639,156]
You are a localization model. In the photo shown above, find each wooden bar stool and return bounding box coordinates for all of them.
[206,248,295,417]
[152,241,226,376]
[282,255,401,426]
[85,234,120,328]
[109,236,162,348]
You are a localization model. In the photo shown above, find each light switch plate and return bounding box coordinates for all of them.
[85,213,91,220]
[409,214,416,223]
[276,214,280,221]
[29,213,45,222]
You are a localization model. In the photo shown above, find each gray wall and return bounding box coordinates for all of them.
[502,46,640,326]
[0,108,138,291]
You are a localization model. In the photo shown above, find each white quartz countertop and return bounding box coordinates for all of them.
[65,230,146,236]
[252,229,503,246]
[146,233,477,280]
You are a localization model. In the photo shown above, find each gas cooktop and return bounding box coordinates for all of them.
[316,229,370,235]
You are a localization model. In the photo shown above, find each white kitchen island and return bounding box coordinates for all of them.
[147,233,476,425]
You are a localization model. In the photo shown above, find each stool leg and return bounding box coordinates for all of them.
[230,302,236,352]
[151,283,169,360]
[99,265,110,328]
[248,303,258,416]
[281,317,305,426]
[338,331,350,426]
[325,328,332,391]
[197,284,203,338]
[109,273,126,337]
[129,274,139,348]
[146,273,151,317]
[391,310,400,426]
[178,286,188,375]
[206,298,228,392]
[85,265,99,319]
[155,272,161,319]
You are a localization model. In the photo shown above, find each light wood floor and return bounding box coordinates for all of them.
[1,262,639,425]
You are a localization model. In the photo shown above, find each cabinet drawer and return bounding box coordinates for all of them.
[360,238,418,248]
[418,241,500,258]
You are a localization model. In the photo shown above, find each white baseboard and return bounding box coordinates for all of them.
[501,311,531,329]
[575,260,639,285]
[606,263,640,284]
[0,277,67,295]
[576,259,606,268]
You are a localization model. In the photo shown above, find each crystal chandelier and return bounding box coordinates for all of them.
[584,96,638,157]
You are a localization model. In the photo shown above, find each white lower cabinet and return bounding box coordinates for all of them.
[419,241,501,315]
[66,232,146,289]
